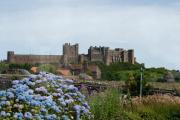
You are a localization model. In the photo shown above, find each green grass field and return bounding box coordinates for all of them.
[85,89,180,120]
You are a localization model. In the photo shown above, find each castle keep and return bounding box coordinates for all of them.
[88,46,135,65]
[7,43,135,65]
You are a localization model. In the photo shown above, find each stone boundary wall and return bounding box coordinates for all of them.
[7,51,62,64]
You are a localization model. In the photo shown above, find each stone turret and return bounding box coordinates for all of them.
[63,43,79,64]
[7,51,14,63]
[128,49,135,64]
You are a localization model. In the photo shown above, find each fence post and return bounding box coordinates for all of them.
[140,67,143,102]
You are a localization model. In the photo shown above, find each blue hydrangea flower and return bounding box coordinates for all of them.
[0,72,92,119]
[73,105,81,120]
[0,91,6,97]
[6,91,14,98]
[45,114,57,120]
[40,107,47,113]
[62,115,71,120]
[0,111,6,117]
[14,112,23,119]
[24,112,33,119]
[12,80,19,85]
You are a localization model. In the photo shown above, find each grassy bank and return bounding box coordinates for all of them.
[86,89,180,120]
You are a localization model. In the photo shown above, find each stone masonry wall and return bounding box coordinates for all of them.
[7,43,135,65]
[63,43,79,64]
[7,51,62,64]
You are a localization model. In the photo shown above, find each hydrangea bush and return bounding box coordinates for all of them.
[0,72,91,120]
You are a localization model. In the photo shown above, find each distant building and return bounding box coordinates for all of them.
[87,65,101,79]
[7,43,136,65]
[63,43,79,65]
[56,68,71,76]
[70,64,83,75]
[88,46,135,65]
[164,72,175,82]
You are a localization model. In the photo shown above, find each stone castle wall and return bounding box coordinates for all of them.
[7,51,62,64]
[88,46,108,62]
[88,46,135,65]
[7,43,135,65]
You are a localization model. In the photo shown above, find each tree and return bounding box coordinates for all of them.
[125,72,137,95]
[125,72,152,96]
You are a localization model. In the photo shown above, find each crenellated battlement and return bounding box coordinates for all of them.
[7,43,135,65]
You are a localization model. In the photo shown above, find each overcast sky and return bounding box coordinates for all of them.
[0,0,180,70]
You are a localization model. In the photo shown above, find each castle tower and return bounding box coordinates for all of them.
[122,50,128,63]
[63,43,79,64]
[105,50,110,65]
[128,49,135,64]
[7,51,14,63]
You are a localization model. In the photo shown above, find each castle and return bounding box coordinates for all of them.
[7,43,135,65]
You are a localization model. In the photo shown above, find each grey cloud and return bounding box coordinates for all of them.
[0,1,180,69]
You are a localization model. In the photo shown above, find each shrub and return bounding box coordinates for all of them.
[125,72,152,96]
[0,72,91,120]
[9,63,32,71]
[87,88,180,120]
[132,103,180,120]
[88,89,126,120]
[90,62,143,81]
[171,70,180,82]
[39,64,56,74]
[0,62,9,73]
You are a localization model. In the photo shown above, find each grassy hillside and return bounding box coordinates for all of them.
[1,61,180,82]
[91,62,179,82]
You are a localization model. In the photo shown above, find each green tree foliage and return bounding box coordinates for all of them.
[108,62,143,71]
[9,63,32,71]
[88,62,174,83]
[125,72,137,95]
[146,67,167,74]
[90,62,143,81]
[125,72,152,96]
[171,70,180,82]
[0,62,9,73]
[145,67,168,82]
[39,64,56,74]
[162,71,175,82]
